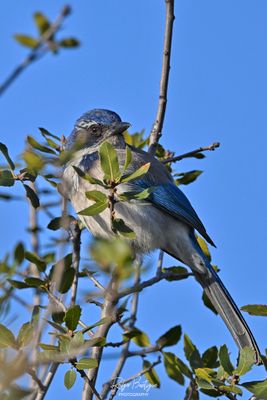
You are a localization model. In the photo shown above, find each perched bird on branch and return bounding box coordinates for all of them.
[62,108,261,363]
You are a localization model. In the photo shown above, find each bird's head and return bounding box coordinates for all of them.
[66,109,130,151]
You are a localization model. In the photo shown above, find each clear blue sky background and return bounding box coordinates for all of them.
[0,0,267,399]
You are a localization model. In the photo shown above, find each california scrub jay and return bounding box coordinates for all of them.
[63,108,261,363]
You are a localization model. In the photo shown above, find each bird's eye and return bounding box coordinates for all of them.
[90,124,102,135]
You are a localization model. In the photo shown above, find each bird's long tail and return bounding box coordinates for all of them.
[191,237,261,364]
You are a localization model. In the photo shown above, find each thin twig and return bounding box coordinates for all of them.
[162,142,220,164]
[109,356,161,388]
[85,269,105,292]
[70,358,102,400]
[69,219,81,307]
[117,270,192,299]
[148,0,175,154]
[101,263,141,400]
[156,250,164,277]
[33,363,59,400]
[0,5,71,96]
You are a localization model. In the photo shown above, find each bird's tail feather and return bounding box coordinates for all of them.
[191,238,262,364]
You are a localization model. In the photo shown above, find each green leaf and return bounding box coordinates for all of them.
[34,12,50,34]
[84,317,110,332]
[25,251,46,272]
[14,34,39,48]
[64,305,81,331]
[219,345,234,375]
[0,143,15,170]
[27,136,56,155]
[202,291,218,315]
[64,370,76,390]
[8,279,29,289]
[0,324,17,348]
[112,218,136,238]
[121,162,150,183]
[241,304,267,316]
[156,325,182,348]
[143,360,160,388]
[234,347,255,376]
[176,357,193,379]
[23,184,40,209]
[123,328,150,347]
[17,322,34,347]
[59,38,80,47]
[39,127,60,141]
[162,266,189,281]
[85,190,107,202]
[0,169,15,186]
[118,187,154,201]
[195,368,215,383]
[72,165,105,186]
[24,277,45,288]
[197,236,211,261]
[175,170,203,186]
[163,351,184,385]
[47,215,75,231]
[39,343,59,351]
[184,334,203,369]
[85,337,106,347]
[14,242,25,265]
[219,385,243,395]
[99,141,121,182]
[242,379,267,399]
[78,200,108,216]
[202,346,218,368]
[123,145,132,172]
[22,150,44,174]
[58,268,75,294]
[46,320,67,333]
[75,358,98,370]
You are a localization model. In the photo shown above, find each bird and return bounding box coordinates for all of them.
[62,108,261,363]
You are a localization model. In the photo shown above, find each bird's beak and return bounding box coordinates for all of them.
[109,122,131,136]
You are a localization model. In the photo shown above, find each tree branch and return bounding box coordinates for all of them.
[148,0,175,154]
[0,5,71,96]
[69,219,81,307]
[162,141,220,164]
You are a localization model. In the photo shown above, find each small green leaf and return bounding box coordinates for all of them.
[64,305,81,331]
[14,34,39,48]
[162,266,189,281]
[156,325,182,348]
[195,368,215,383]
[0,324,17,348]
[0,169,15,186]
[112,218,136,238]
[118,188,153,201]
[234,347,255,376]
[176,357,193,379]
[22,150,44,174]
[219,385,243,395]
[184,334,203,369]
[64,369,77,390]
[34,12,50,34]
[59,38,80,47]
[17,322,34,347]
[121,162,150,183]
[242,379,267,399]
[99,141,121,182]
[58,268,75,294]
[46,320,67,333]
[14,242,25,265]
[27,136,56,155]
[241,304,267,316]
[123,328,150,347]
[123,145,132,172]
[39,127,60,141]
[84,317,110,332]
[75,358,98,370]
[219,345,234,375]
[202,291,218,315]
[8,279,29,289]
[39,343,59,351]
[175,170,203,186]
[78,200,108,216]
[163,351,184,385]
[197,236,211,261]
[72,165,105,186]
[25,251,46,272]
[23,183,40,209]
[202,346,218,368]
[47,215,75,231]
[0,142,15,170]
[143,360,160,388]
[85,190,107,202]
[24,277,45,288]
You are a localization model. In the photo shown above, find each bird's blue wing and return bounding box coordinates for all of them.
[130,178,215,246]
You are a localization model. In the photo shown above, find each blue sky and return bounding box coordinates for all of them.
[0,0,267,399]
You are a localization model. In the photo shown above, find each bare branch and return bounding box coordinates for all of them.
[162,141,220,164]
[85,269,105,292]
[148,0,175,154]
[70,358,102,400]
[0,5,71,96]
[69,219,81,307]
[34,363,59,400]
